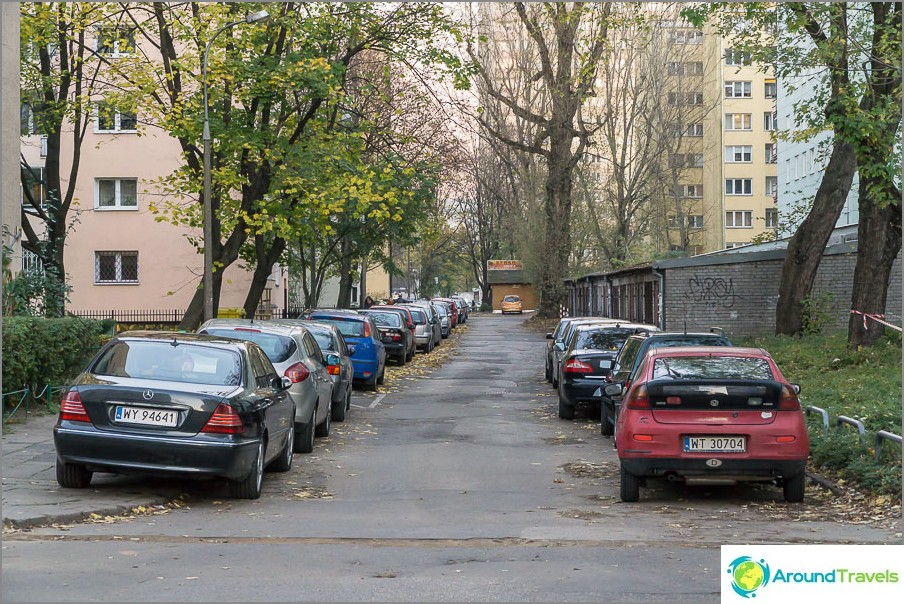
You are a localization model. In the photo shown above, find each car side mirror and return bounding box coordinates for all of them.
[790,383,801,395]
[277,376,292,390]
[554,342,565,352]
[604,383,623,396]
[347,344,357,355]
[546,333,553,339]
[326,353,340,366]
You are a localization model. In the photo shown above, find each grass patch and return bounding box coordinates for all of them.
[739,331,902,498]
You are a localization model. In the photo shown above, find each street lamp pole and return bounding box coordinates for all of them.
[201,10,269,322]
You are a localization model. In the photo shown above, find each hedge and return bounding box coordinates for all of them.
[2,317,114,395]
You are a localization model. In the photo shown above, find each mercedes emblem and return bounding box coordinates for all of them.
[142,389,154,400]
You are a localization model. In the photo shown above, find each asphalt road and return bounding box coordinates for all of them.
[1,312,898,602]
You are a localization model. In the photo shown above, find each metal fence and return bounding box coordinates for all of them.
[1,384,67,425]
[804,404,901,464]
[69,309,187,323]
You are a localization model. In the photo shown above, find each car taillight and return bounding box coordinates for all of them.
[201,403,244,434]
[779,385,801,411]
[389,332,402,342]
[327,364,341,376]
[625,385,650,409]
[563,359,593,374]
[59,390,90,422]
[285,362,310,383]
[364,322,371,338]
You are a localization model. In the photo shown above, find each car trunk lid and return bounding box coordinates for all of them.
[646,379,783,425]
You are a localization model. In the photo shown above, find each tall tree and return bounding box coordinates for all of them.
[466,2,615,318]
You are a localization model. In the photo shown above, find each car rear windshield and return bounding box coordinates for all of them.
[503,296,520,302]
[92,341,243,386]
[366,312,403,328]
[575,328,635,351]
[311,317,365,337]
[652,356,773,381]
[649,335,733,349]
[202,328,296,363]
[407,309,426,324]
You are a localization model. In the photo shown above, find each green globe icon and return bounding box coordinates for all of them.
[734,561,765,592]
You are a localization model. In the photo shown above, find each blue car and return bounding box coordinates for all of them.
[300,310,386,391]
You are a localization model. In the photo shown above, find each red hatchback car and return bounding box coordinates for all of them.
[612,346,810,503]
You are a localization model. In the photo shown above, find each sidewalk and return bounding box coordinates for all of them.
[2,413,181,530]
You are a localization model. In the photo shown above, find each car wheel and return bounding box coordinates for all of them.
[557,396,574,420]
[294,408,316,454]
[620,466,640,502]
[544,360,551,382]
[269,421,294,473]
[406,347,414,362]
[397,353,406,366]
[315,402,331,437]
[56,458,92,489]
[600,402,614,436]
[377,369,385,385]
[229,439,264,500]
[783,472,806,503]
[331,391,347,422]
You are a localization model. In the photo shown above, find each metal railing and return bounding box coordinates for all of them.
[2,384,67,425]
[805,404,900,464]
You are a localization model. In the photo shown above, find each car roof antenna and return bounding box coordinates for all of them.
[683,320,687,335]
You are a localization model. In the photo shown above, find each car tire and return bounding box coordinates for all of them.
[294,409,316,454]
[377,369,385,385]
[600,403,614,436]
[620,466,640,502]
[56,458,92,489]
[557,396,574,420]
[229,439,264,500]
[315,402,331,437]
[397,353,406,366]
[544,360,551,382]
[269,422,294,473]
[783,472,806,503]
[331,391,347,422]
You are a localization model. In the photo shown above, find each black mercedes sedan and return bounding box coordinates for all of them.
[53,331,296,499]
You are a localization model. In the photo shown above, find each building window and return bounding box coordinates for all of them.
[667,62,682,75]
[96,178,138,209]
[725,146,752,163]
[765,176,778,196]
[764,111,776,131]
[668,215,703,229]
[765,207,778,228]
[668,29,703,45]
[684,184,703,198]
[670,91,703,106]
[725,48,752,66]
[668,61,704,76]
[724,81,752,98]
[22,250,45,275]
[725,210,753,228]
[684,123,704,137]
[20,102,43,136]
[96,101,137,133]
[669,153,704,168]
[725,178,752,195]
[724,242,746,249]
[765,80,777,99]
[765,143,777,163]
[95,251,139,283]
[21,166,46,209]
[96,27,135,57]
[725,113,752,130]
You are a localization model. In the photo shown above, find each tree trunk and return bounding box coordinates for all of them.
[848,177,902,347]
[539,135,574,318]
[242,236,287,319]
[775,140,857,335]
[336,236,354,308]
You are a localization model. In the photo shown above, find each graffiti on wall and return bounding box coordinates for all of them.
[684,274,740,308]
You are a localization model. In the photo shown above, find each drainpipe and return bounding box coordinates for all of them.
[652,266,665,329]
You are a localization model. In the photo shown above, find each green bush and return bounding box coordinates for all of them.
[740,331,902,498]
[2,317,114,396]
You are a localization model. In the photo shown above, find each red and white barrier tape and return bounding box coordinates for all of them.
[850,310,903,332]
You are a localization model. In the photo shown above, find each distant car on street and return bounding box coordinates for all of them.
[501,295,523,314]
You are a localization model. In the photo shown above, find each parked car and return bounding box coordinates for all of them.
[53,331,295,499]
[435,296,464,326]
[432,298,458,329]
[400,304,437,353]
[556,321,659,420]
[198,319,335,453]
[545,316,597,383]
[367,305,417,361]
[501,295,523,314]
[600,329,733,435]
[550,317,626,389]
[359,308,414,366]
[451,296,470,323]
[300,309,386,391]
[406,301,442,348]
[432,301,452,339]
[610,346,810,503]
[272,319,354,423]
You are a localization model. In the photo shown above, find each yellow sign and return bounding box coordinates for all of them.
[217,307,246,318]
[487,259,523,271]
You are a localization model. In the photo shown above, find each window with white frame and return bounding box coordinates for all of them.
[765,207,778,228]
[96,101,137,133]
[96,178,138,209]
[765,143,777,163]
[685,123,704,136]
[725,178,752,195]
[669,153,704,168]
[22,250,44,275]
[725,210,753,228]
[765,176,778,196]
[667,62,683,75]
[667,214,704,229]
[95,251,138,283]
[668,29,703,45]
[96,27,135,57]
[764,111,776,131]
[808,148,816,174]
[724,81,752,98]
[687,61,704,75]
[725,145,752,163]
[724,48,751,66]
[724,113,752,130]
[684,184,703,198]
[21,166,46,209]
[765,80,777,99]
[687,91,703,105]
